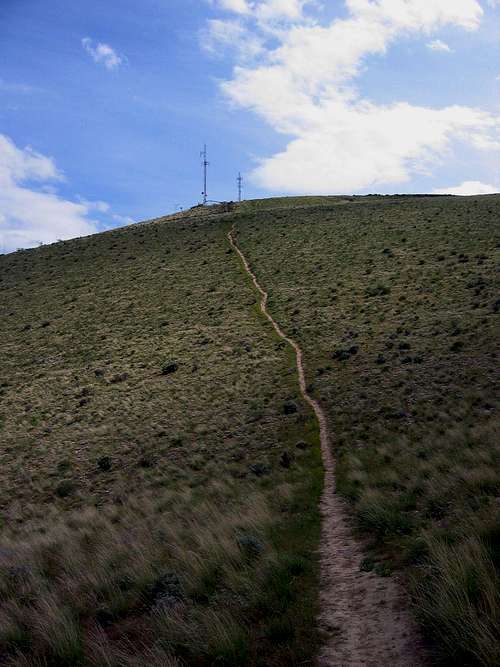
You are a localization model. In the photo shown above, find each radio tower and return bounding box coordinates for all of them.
[200,144,209,205]
[237,172,243,202]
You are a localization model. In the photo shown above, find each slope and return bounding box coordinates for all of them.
[0,211,322,666]
[236,193,500,666]
[0,194,498,666]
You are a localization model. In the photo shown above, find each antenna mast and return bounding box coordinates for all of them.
[200,144,209,205]
[237,172,242,202]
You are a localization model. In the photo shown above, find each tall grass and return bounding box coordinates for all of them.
[416,530,500,666]
[0,445,322,666]
[0,486,270,664]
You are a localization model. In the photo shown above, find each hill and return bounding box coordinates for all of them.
[0,194,498,666]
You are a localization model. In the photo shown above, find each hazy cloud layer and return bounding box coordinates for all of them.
[206,0,500,193]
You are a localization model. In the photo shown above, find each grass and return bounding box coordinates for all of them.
[0,194,498,665]
[0,210,322,665]
[0,477,320,665]
[235,193,500,666]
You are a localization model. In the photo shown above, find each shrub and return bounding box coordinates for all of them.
[365,283,391,297]
[55,480,77,498]
[161,362,178,375]
[283,401,297,415]
[97,456,112,472]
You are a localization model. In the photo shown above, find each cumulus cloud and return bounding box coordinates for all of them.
[0,135,100,253]
[211,0,252,13]
[427,39,453,52]
[210,0,309,20]
[203,19,265,59]
[82,37,123,70]
[206,0,499,193]
[433,180,499,195]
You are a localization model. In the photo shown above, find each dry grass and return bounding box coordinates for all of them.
[0,210,323,665]
[1,193,498,664]
[236,193,500,665]
[0,485,269,664]
[416,529,499,667]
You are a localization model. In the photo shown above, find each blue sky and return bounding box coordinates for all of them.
[0,0,499,252]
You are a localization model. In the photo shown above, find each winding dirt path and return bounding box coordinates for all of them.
[228,224,429,667]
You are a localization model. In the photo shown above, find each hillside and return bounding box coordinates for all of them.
[0,194,499,666]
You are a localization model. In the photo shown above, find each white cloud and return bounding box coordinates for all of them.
[77,197,110,213]
[82,37,123,70]
[345,0,483,31]
[0,135,100,253]
[255,0,308,21]
[206,0,499,193]
[208,0,313,31]
[433,180,498,195]
[204,19,264,59]
[427,39,453,52]
[212,0,252,13]
[250,103,499,192]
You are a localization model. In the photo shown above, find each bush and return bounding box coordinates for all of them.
[365,283,391,297]
[97,456,112,472]
[55,480,77,498]
[161,361,178,375]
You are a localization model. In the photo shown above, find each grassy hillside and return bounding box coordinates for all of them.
[236,194,500,666]
[0,213,322,666]
[0,194,498,666]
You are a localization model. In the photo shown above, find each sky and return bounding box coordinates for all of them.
[0,0,499,252]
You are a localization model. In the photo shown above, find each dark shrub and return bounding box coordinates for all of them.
[97,456,112,472]
[162,362,178,375]
[365,283,391,297]
[279,451,293,468]
[55,480,76,498]
[249,463,270,477]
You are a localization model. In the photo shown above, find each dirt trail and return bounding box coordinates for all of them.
[228,225,429,667]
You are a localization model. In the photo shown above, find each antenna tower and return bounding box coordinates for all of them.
[200,144,209,204]
[237,172,243,202]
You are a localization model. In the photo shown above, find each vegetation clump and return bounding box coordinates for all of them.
[161,361,178,375]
